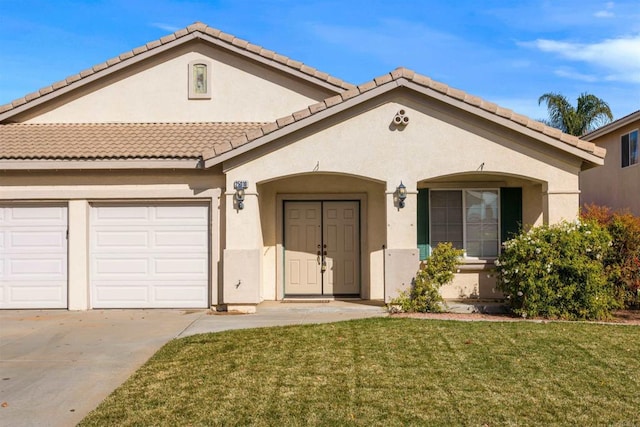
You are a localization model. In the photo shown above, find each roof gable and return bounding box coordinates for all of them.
[203,67,606,168]
[0,22,354,123]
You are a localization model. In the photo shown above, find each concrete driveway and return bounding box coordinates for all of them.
[0,301,386,426]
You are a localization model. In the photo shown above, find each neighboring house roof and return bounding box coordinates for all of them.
[582,110,640,141]
[0,22,354,122]
[203,67,606,167]
[0,122,264,160]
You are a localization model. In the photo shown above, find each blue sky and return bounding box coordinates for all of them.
[1,0,639,121]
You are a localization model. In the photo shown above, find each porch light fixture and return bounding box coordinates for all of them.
[234,180,248,210]
[397,181,407,208]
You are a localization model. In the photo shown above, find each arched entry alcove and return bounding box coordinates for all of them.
[258,173,386,301]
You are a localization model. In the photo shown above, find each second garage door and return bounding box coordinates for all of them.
[91,203,209,308]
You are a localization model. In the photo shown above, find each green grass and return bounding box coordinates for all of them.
[80,318,640,426]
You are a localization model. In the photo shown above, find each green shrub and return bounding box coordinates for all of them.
[582,204,640,308]
[391,242,464,312]
[496,219,618,320]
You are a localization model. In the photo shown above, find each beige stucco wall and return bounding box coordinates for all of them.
[580,119,640,215]
[222,94,585,303]
[19,42,334,124]
[1,169,224,309]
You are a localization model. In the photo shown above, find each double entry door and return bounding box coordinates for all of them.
[284,201,360,296]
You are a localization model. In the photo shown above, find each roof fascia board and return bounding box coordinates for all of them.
[0,159,201,170]
[205,81,399,170]
[582,111,640,141]
[400,80,604,166]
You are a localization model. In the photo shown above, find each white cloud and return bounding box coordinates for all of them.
[554,68,598,82]
[149,23,181,33]
[521,35,640,83]
[594,1,615,18]
[594,10,614,17]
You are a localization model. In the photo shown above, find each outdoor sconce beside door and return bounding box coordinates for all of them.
[397,181,407,208]
[234,180,248,210]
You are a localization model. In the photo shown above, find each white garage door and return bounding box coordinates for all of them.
[0,205,68,309]
[91,204,209,308]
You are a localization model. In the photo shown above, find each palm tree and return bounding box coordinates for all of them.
[538,92,613,136]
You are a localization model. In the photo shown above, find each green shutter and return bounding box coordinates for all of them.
[417,188,430,260]
[500,187,522,244]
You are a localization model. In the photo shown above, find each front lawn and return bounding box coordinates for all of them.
[80,318,640,426]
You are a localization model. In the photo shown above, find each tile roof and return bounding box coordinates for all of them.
[0,22,354,118]
[203,67,606,162]
[0,122,265,160]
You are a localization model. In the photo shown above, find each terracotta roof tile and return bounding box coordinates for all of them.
[340,88,360,101]
[276,115,295,128]
[220,67,605,161]
[260,122,279,135]
[0,122,265,160]
[292,108,311,121]
[357,80,377,93]
[309,101,327,115]
[0,22,353,117]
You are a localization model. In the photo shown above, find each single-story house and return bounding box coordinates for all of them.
[0,22,605,311]
[580,110,640,216]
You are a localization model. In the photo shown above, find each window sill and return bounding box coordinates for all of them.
[457,258,497,272]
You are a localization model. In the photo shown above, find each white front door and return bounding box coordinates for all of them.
[90,203,209,308]
[284,201,360,296]
[0,205,68,309]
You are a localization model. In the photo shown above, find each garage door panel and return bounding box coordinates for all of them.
[154,231,207,248]
[9,257,66,277]
[94,257,149,275]
[1,205,68,309]
[91,204,209,308]
[154,258,208,275]
[95,286,148,302]
[94,206,150,222]
[95,231,149,248]
[154,205,208,222]
[11,284,64,302]
[6,206,66,223]
[154,286,207,302]
[11,231,65,249]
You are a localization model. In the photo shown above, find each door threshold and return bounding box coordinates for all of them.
[282,296,362,303]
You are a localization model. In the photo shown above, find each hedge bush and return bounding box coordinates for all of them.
[496,219,618,320]
[391,242,464,312]
[582,204,640,308]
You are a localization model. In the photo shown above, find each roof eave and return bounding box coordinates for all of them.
[0,158,202,170]
[582,110,640,141]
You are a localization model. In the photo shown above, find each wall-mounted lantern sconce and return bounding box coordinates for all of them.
[397,181,407,208]
[234,180,248,210]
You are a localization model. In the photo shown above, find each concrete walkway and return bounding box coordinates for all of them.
[0,301,386,427]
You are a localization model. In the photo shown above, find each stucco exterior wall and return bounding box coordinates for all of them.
[1,169,224,309]
[19,42,333,124]
[222,95,585,303]
[580,119,640,215]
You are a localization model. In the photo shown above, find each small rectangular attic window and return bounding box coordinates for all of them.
[188,60,211,99]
